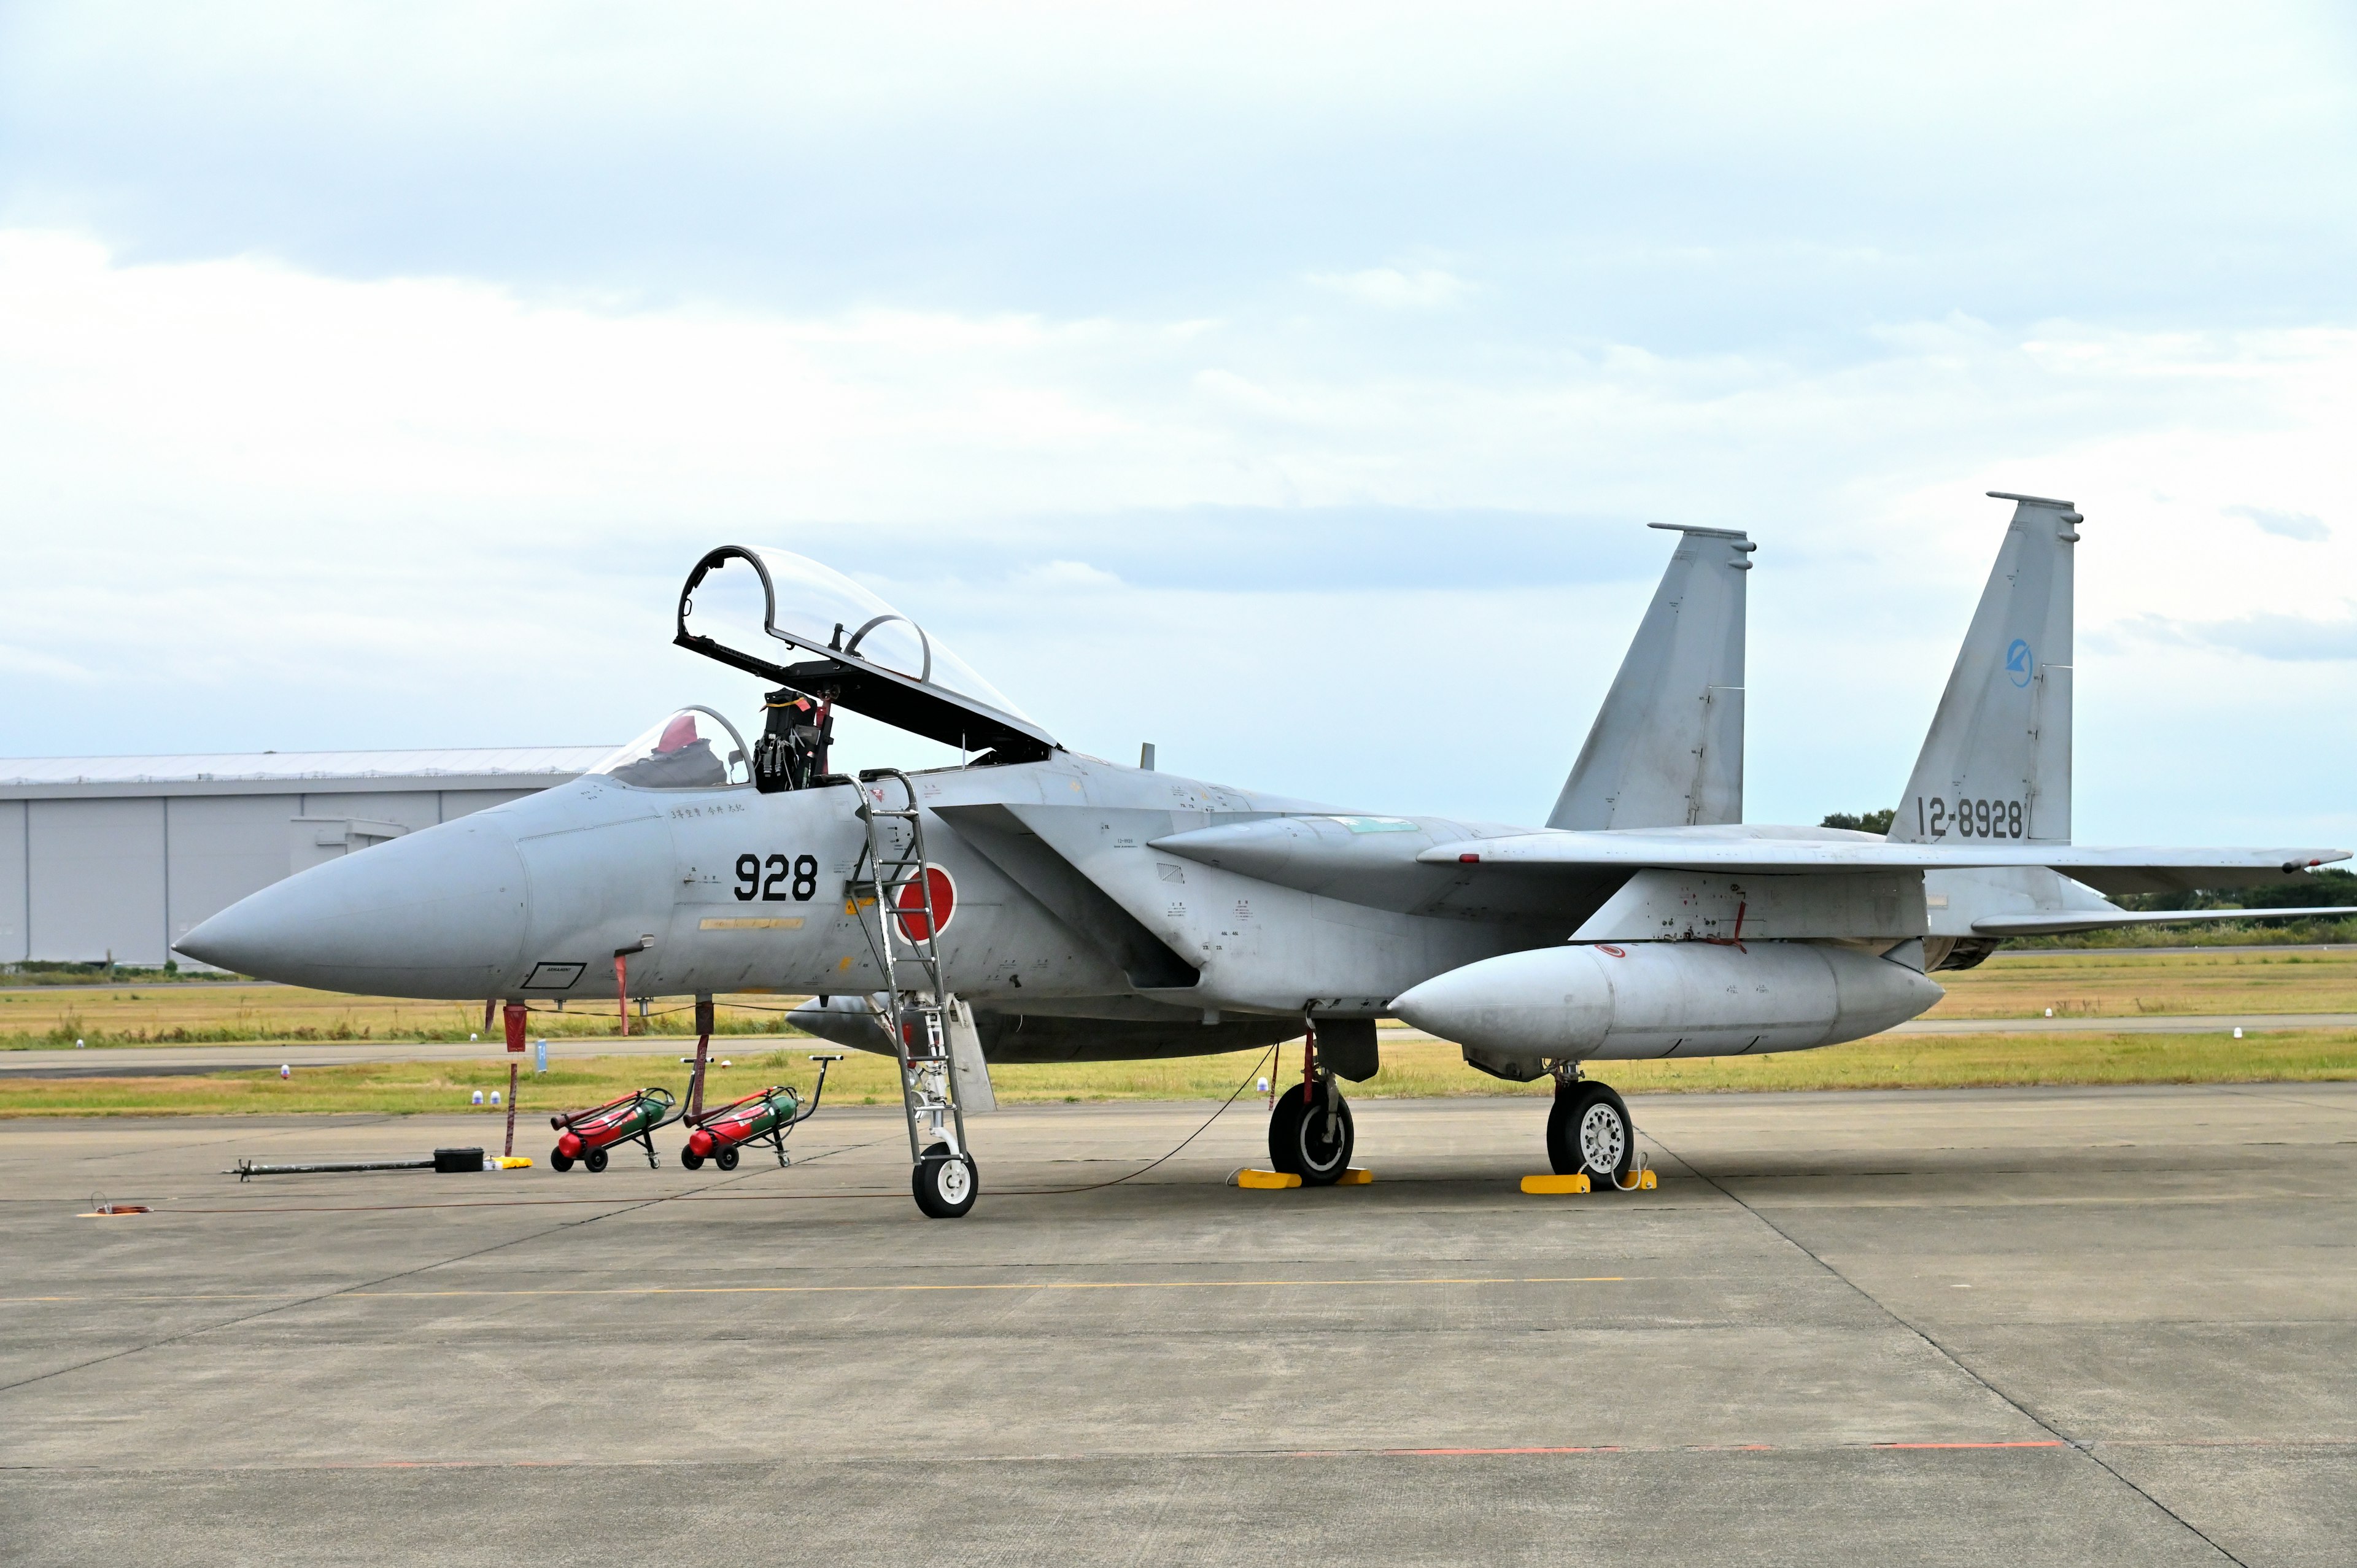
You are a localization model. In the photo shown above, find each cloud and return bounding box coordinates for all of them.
[2129,608,2357,663]
[1305,268,1474,310]
[2,230,2355,840]
[1010,560,1124,593]
[2227,504,2331,541]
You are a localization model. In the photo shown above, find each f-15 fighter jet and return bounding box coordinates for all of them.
[181,494,2355,1217]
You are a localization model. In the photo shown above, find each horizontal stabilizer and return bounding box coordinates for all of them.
[1971,906,2357,937]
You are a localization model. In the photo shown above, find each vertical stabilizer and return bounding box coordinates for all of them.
[1549,524,1753,830]
[1889,493,2080,845]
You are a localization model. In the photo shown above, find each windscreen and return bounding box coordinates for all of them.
[588,708,751,790]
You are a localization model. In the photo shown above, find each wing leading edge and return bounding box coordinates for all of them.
[1418,833,2348,895]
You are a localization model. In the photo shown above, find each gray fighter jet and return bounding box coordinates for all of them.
[181,493,2355,1216]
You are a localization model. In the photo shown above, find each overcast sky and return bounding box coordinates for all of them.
[2,2,2353,842]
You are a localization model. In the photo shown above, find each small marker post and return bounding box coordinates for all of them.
[501,1002,528,1157]
[687,993,714,1121]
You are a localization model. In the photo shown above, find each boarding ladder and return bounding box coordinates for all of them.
[850,768,970,1164]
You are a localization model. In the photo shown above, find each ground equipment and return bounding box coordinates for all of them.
[549,1088,678,1172]
[227,1148,531,1180]
[852,768,988,1218]
[680,1054,842,1170]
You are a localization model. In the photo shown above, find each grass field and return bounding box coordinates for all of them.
[1921,946,2357,1018]
[2,1029,2353,1119]
[8,946,2357,1117]
[0,989,805,1049]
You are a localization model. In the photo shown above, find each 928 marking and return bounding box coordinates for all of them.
[735,852,819,902]
[1916,797,2024,840]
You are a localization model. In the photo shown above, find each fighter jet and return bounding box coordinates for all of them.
[180,493,2355,1217]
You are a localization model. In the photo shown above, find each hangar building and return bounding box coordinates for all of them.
[0,747,611,968]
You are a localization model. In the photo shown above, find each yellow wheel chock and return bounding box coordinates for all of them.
[1231,1168,1373,1189]
[1520,1168,1657,1194]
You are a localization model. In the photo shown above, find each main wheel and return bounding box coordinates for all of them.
[679,1148,704,1170]
[584,1146,610,1174]
[1269,1087,1355,1186]
[913,1151,978,1218]
[1546,1083,1635,1188]
[715,1146,740,1172]
[549,1149,574,1173]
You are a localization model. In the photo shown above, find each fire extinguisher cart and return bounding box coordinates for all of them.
[548,1087,682,1173]
[680,1054,843,1171]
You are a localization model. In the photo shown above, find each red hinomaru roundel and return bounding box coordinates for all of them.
[892,867,956,941]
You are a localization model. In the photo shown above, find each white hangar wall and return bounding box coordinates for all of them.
[0,747,612,968]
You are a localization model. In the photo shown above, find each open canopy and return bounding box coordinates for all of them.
[674,546,1059,762]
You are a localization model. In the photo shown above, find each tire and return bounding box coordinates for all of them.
[714,1146,740,1172]
[679,1149,703,1171]
[1270,1087,1355,1186]
[1266,1094,1305,1175]
[550,1149,573,1173]
[1547,1083,1635,1188]
[584,1147,610,1174]
[912,1152,978,1218]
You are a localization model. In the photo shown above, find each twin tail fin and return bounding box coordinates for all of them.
[1549,523,1753,831]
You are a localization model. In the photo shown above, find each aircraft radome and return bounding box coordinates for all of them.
[182,494,2357,1217]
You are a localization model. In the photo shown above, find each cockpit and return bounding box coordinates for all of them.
[588,706,752,790]
[643,546,1061,794]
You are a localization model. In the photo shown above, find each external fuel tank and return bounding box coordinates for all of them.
[1391,939,1942,1064]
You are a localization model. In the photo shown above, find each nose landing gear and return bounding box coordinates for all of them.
[914,1142,979,1218]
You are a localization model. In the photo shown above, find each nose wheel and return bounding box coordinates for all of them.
[1269,1083,1355,1185]
[914,1142,978,1218]
[1547,1079,1636,1189]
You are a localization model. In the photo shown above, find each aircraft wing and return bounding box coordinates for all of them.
[1417,833,2349,895]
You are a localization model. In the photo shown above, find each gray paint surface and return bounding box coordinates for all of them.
[3,1084,2350,1564]
[1550,523,1752,832]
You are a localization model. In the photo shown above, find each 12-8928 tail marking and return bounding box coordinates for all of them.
[1916,797,2023,840]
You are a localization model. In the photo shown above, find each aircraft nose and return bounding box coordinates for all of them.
[177,816,530,995]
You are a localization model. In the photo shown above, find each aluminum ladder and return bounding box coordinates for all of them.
[850,768,971,1168]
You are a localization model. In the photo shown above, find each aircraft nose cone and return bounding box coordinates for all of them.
[177,816,530,995]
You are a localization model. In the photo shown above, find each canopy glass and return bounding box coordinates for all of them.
[588,707,751,790]
[675,547,1057,760]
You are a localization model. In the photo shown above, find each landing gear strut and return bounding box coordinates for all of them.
[913,1141,978,1218]
[1546,1072,1636,1189]
[1269,1025,1355,1184]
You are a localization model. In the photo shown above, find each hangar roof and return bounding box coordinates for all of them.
[0,746,613,800]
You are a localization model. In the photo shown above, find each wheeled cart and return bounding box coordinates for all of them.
[549,1087,679,1172]
[680,1054,842,1170]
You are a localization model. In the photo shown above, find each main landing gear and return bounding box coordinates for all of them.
[1547,1072,1637,1189]
[1268,1030,1356,1185]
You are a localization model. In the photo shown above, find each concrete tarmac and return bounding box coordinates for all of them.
[4,1084,2353,1566]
